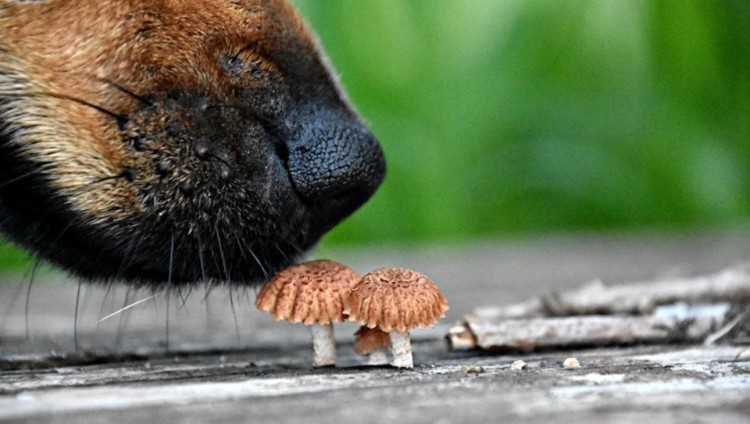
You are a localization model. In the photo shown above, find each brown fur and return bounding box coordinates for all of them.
[0,0,327,219]
[0,0,385,285]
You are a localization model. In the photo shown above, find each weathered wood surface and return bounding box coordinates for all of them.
[2,344,750,423]
[1,232,750,423]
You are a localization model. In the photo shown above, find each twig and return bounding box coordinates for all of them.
[449,304,727,351]
[465,265,750,320]
[543,266,750,315]
[704,310,748,346]
[447,264,750,351]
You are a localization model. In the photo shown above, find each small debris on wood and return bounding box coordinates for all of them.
[510,360,527,370]
[464,365,484,374]
[562,358,581,369]
[737,349,750,360]
[447,324,477,350]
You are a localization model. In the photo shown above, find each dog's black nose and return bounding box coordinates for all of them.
[286,107,386,228]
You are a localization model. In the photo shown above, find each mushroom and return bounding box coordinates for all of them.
[256,260,359,367]
[354,326,391,365]
[346,267,449,368]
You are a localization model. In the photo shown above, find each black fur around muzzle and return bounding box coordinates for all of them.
[0,94,385,287]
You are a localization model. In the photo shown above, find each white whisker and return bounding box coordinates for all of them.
[98,293,159,323]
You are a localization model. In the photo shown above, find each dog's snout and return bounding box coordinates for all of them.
[286,108,386,225]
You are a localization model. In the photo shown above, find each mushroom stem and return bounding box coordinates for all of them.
[389,331,413,368]
[367,348,389,366]
[310,324,336,367]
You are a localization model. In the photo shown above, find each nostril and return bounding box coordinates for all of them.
[273,138,290,170]
[327,186,370,208]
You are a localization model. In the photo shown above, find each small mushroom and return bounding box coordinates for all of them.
[354,326,391,365]
[346,267,449,368]
[256,260,359,367]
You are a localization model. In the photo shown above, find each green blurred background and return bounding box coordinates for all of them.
[298,0,750,244]
[2,0,750,271]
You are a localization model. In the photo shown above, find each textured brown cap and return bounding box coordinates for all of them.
[354,326,391,355]
[256,260,360,325]
[346,267,449,333]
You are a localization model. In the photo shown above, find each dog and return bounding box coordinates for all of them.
[0,0,386,288]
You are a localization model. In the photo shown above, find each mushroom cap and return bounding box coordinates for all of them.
[354,326,391,355]
[255,260,360,325]
[345,267,449,333]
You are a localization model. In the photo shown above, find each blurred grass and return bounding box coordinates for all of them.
[294,0,750,246]
[2,0,750,271]
[0,243,31,271]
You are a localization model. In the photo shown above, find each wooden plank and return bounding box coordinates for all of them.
[0,345,748,422]
[2,232,750,423]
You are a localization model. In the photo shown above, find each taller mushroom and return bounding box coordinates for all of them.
[346,267,449,368]
[256,260,359,367]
